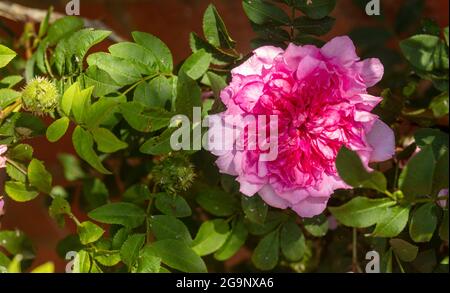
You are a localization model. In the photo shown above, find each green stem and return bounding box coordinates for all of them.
[352,228,363,273]
[0,99,22,122]
[69,212,82,227]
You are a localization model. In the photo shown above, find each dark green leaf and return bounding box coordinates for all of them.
[409,203,439,242]
[280,220,305,261]
[88,202,146,228]
[251,229,279,270]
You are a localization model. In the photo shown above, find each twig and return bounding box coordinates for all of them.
[0,1,125,42]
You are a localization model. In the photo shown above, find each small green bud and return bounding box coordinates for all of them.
[21,77,59,115]
[151,153,196,195]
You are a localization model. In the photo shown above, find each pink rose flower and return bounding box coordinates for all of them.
[0,145,7,168]
[209,36,395,218]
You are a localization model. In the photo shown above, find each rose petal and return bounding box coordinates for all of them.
[367,119,395,162]
[292,197,329,218]
[321,36,359,67]
[355,58,384,87]
[258,185,290,209]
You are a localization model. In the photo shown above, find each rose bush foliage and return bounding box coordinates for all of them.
[0,0,448,273]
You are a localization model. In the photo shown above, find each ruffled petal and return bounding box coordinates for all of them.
[292,197,329,218]
[321,36,359,67]
[258,185,290,209]
[355,58,384,87]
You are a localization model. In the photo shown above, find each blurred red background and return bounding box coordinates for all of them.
[1,0,448,272]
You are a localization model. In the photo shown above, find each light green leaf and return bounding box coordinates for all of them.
[78,221,105,245]
[72,126,111,174]
[28,159,52,194]
[91,127,128,153]
[180,49,212,80]
[303,214,329,237]
[191,219,230,256]
[371,205,410,238]
[400,34,441,71]
[5,181,39,202]
[203,4,236,48]
[46,117,70,142]
[0,44,17,68]
[109,42,157,75]
[329,197,395,228]
[132,31,173,73]
[120,233,145,267]
[87,52,141,86]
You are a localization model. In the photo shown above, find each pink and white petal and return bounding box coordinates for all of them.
[296,55,322,80]
[276,188,310,205]
[254,46,284,64]
[292,197,329,218]
[0,157,6,169]
[234,82,264,112]
[238,178,264,196]
[258,185,290,209]
[366,119,395,162]
[355,58,384,87]
[321,36,359,67]
[0,145,7,155]
[216,151,239,176]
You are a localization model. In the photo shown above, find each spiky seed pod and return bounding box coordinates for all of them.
[21,77,59,115]
[151,153,196,195]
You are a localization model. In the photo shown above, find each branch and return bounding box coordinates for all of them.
[0,1,125,42]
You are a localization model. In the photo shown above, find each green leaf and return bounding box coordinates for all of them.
[72,126,111,174]
[112,228,130,250]
[175,70,202,119]
[444,27,449,47]
[120,234,145,267]
[88,202,146,228]
[371,205,410,238]
[85,98,120,130]
[280,220,305,262]
[71,86,93,124]
[409,203,439,243]
[246,211,287,235]
[241,195,268,224]
[78,221,105,245]
[6,163,26,183]
[123,184,152,204]
[149,215,192,244]
[139,127,176,155]
[189,32,237,66]
[46,117,70,143]
[336,146,388,193]
[7,144,33,162]
[400,34,441,71]
[109,42,157,75]
[429,92,449,118]
[0,75,23,88]
[191,219,230,256]
[0,88,20,109]
[91,128,128,153]
[180,49,212,80]
[294,0,337,20]
[389,238,418,262]
[5,181,39,202]
[31,262,55,273]
[120,102,172,133]
[414,128,449,158]
[329,197,395,228]
[45,16,84,45]
[87,52,141,86]
[84,66,120,97]
[49,196,71,217]
[53,29,111,75]
[154,193,192,218]
[134,75,173,109]
[60,82,79,116]
[135,246,161,273]
[0,230,32,255]
[147,240,207,273]
[38,7,52,39]
[196,188,239,217]
[73,250,92,273]
[28,159,52,194]
[399,146,435,200]
[439,210,449,242]
[0,44,17,68]
[203,4,236,48]
[242,0,290,25]
[82,178,109,211]
[303,214,328,237]
[214,218,248,261]
[293,16,335,36]
[251,229,279,271]
[132,31,173,73]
